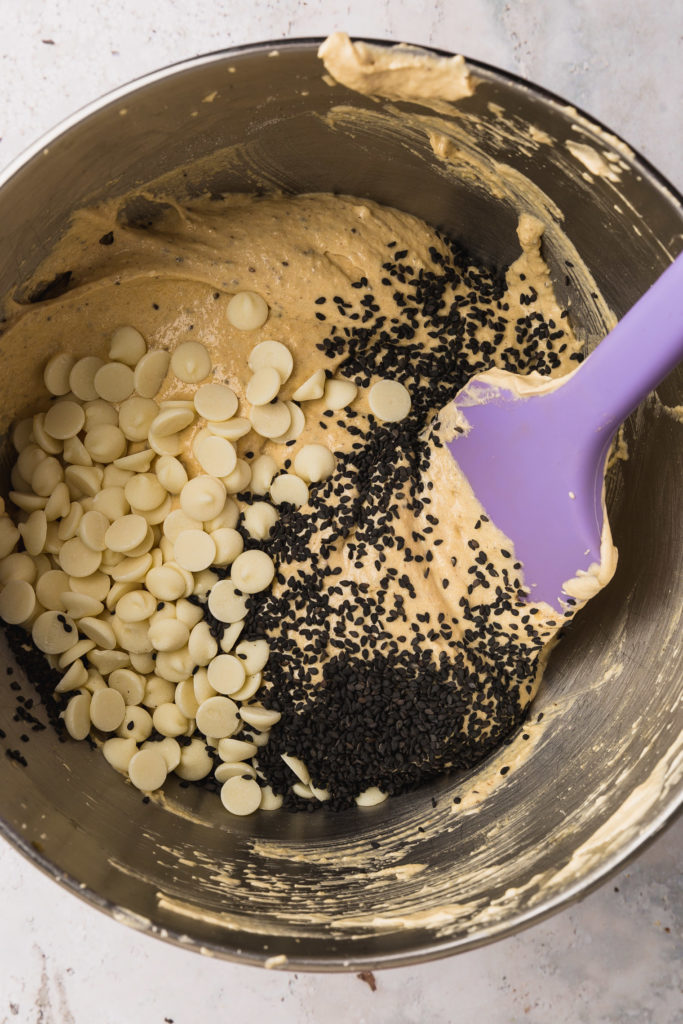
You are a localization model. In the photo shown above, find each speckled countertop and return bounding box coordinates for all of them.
[1,2,681,1022]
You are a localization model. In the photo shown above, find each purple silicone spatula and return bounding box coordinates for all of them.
[447,252,683,612]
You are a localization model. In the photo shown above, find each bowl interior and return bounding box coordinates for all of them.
[0,40,681,968]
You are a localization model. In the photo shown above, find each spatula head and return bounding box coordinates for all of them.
[446,369,613,612]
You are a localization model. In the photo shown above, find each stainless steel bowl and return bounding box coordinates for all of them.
[0,39,681,970]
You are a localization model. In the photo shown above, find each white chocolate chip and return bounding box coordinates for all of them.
[94,362,135,403]
[207,580,247,623]
[292,368,326,402]
[204,497,239,532]
[20,510,47,556]
[218,737,258,762]
[249,401,291,439]
[78,510,109,551]
[210,527,243,567]
[226,291,269,331]
[215,761,256,783]
[115,589,156,623]
[170,341,212,384]
[194,383,238,422]
[105,514,148,553]
[195,435,237,477]
[293,444,336,483]
[325,377,357,410]
[62,436,92,467]
[134,349,170,399]
[207,654,246,695]
[148,429,182,458]
[196,694,239,739]
[355,786,388,807]
[108,668,145,706]
[155,456,188,494]
[129,748,167,792]
[219,619,245,653]
[33,413,63,455]
[271,401,305,444]
[246,366,281,406]
[174,529,216,572]
[116,705,153,743]
[12,417,34,453]
[0,552,36,586]
[44,400,85,440]
[109,325,147,366]
[63,692,92,740]
[259,786,284,810]
[60,639,96,670]
[151,406,195,438]
[69,571,110,602]
[369,379,411,422]
[188,621,218,666]
[230,671,263,702]
[84,399,118,430]
[174,680,199,721]
[0,579,36,624]
[44,353,77,396]
[180,475,226,521]
[32,610,77,654]
[0,517,20,558]
[230,549,275,594]
[220,775,261,815]
[31,457,63,496]
[58,537,102,577]
[221,459,251,494]
[163,509,202,543]
[65,465,104,499]
[54,659,89,694]
[270,473,309,508]
[239,704,281,730]
[143,677,176,710]
[118,397,159,442]
[79,616,116,650]
[248,340,293,383]
[102,736,138,774]
[92,487,129,521]
[176,599,203,629]
[84,424,127,463]
[235,638,269,675]
[61,592,104,618]
[142,737,181,772]
[113,449,155,473]
[125,474,167,512]
[69,357,104,402]
[281,753,310,785]
[145,565,187,602]
[148,617,189,653]
[250,455,278,496]
[207,418,251,441]
[90,687,126,732]
[241,502,278,541]
[175,738,213,781]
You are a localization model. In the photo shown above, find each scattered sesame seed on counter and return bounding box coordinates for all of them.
[0,192,587,813]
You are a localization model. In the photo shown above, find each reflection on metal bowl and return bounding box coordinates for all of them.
[0,38,680,970]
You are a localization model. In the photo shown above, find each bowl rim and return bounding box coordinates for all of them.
[0,35,681,972]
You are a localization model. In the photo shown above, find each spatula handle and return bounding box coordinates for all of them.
[562,251,683,437]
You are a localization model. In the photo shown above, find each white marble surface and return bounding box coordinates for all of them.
[0,2,681,1022]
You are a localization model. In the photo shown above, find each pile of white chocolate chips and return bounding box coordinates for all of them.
[0,300,412,815]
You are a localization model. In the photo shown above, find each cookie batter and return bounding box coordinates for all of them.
[0,190,607,809]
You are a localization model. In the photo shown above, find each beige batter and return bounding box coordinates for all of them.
[0,183,614,804]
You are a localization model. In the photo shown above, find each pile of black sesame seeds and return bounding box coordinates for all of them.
[231,230,578,810]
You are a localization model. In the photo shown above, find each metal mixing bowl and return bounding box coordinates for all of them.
[0,39,681,970]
